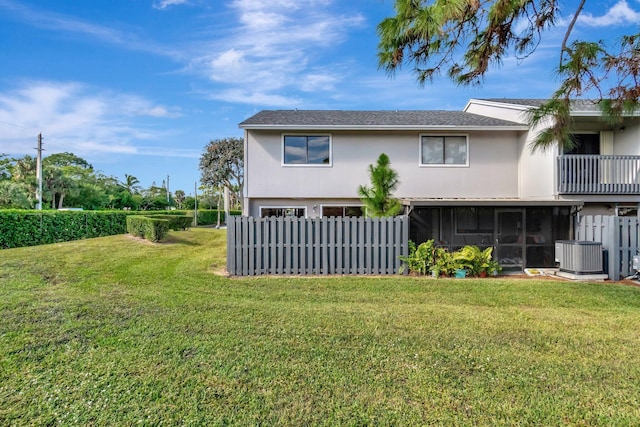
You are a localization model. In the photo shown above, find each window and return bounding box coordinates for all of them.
[421,135,468,165]
[456,207,493,234]
[565,133,600,154]
[321,205,364,217]
[260,207,306,218]
[284,135,331,165]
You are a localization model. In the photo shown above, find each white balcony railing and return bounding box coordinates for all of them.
[557,155,640,194]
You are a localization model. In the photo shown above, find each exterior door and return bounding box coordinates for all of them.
[495,209,525,271]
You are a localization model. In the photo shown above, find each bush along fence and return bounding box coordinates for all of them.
[401,240,501,278]
[0,209,240,249]
[227,215,409,276]
[575,215,640,280]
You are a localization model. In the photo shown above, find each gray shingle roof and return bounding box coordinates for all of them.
[480,98,602,112]
[239,110,524,129]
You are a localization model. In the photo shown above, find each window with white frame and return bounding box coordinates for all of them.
[321,205,364,217]
[283,135,331,165]
[421,135,468,165]
[260,207,306,218]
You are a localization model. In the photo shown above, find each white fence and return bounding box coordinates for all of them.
[227,216,409,276]
[575,215,640,280]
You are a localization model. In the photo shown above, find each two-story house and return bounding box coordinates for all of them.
[239,99,640,271]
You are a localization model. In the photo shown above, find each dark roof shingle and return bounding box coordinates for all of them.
[239,110,524,129]
[480,98,602,111]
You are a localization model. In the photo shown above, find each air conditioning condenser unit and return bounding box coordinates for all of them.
[554,240,603,274]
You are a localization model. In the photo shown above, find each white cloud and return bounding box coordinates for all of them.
[207,88,302,107]
[191,0,365,107]
[138,106,182,118]
[0,81,182,158]
[153,0,190,10]
[118,97,183,118]
[299,73,339,92]
[578,0,640,26]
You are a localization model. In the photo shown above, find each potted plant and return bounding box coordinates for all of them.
[453,245,482,277]
[478,247,501,277]
[400,240,436,275]
[432,247,455,277]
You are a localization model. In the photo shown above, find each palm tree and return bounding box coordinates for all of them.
[11,155,37,201]
[12,155,36,181]
[121,174,142,195]
[174,190,186,209]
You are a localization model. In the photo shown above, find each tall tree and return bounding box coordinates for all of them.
[139,182,169,211]
[120,174,142,195]
[358,153,403,217]
[0,154,11,181]
[199,137,244,210]
[377,0,640,150]
[0,180,31,209]
[12,155,36,181]
[42,152,93,209]
[11,155,37,203]
[174,190,186,209]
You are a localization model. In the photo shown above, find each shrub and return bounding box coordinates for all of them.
[400,240,436,275]
[126,216,169,242]
[151,215,192,231]
[453,246,501,277]
[192,209,241,226]
[402,241,501,277]
[0,208,242,249]
[0,210,129,249]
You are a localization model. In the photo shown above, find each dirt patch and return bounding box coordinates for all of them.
[124,234,158,245]
[210,264,229,277]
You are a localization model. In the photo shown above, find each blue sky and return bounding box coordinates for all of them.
[1,0,639,195]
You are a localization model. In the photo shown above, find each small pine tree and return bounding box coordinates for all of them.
[357,153,402,217]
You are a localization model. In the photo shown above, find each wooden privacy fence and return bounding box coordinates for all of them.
[575,215,640,280]
[227,216,409,276]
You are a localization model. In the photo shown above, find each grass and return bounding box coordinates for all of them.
[1,228,640,426]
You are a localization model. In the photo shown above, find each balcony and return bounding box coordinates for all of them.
[557,155,640,194]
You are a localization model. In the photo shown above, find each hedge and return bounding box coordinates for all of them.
[126,216,170,243]
[0,210,128,249]
[151,215,193,231]
[0,209,242,249]
[194,209,241,226]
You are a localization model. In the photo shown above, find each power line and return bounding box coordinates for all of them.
[0,119,31,129]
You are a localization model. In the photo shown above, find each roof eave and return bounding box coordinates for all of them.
[239,124,529,131]
[465,98,534,112]
[467,99,640,117]
[403,198,583,207]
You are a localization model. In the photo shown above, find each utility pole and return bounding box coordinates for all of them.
[193,181,198,226]
[224,186,230,225]
[35,133,44,210]
[166,174,170,205]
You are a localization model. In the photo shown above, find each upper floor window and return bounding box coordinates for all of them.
[420,135,468,166]
[283,135,331,165]
[565,133,600,154]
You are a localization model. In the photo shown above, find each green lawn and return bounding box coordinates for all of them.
[1,228,640,426]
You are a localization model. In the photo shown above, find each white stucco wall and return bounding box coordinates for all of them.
[614,118,640,155]
[518,124,559,199]
[245,129,522,202]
